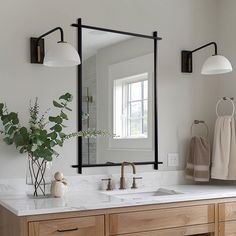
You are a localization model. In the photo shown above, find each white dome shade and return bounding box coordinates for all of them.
[201,55,232,75]
[43,42,81,67]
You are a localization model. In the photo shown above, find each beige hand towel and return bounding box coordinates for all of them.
[211,116,236,180]
[185,136,211,182]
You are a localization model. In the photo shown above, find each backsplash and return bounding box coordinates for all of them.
[0,170,192,195]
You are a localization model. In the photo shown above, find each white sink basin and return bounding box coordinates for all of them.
[102,188,183,201]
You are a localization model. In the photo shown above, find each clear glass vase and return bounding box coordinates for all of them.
[26,154,53,197]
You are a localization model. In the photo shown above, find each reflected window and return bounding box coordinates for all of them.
[114,73,148,139]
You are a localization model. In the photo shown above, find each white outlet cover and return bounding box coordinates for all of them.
[167,153,179,167]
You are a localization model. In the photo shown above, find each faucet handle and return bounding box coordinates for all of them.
[131,177,143,189]
[101,178,113,191]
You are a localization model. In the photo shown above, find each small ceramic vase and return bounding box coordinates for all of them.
[51,172,68,198]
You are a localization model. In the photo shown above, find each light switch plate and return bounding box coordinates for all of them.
[167,153,179,167]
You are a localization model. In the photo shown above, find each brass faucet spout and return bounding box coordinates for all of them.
[120,162,136,190]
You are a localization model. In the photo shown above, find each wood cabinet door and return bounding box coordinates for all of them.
[219,221,236,236]
[29,215,104,236]
[110,204,215,235]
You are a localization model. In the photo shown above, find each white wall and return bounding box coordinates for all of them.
[217,0,236,104]
[0,0,220,178]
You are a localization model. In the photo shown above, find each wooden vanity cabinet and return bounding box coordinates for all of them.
[219,201,236,236]
[4,198,236,236]
[29,215,104,236]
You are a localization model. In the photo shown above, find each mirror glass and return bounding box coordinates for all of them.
[81,28,155,165]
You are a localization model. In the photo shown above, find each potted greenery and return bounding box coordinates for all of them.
[0,93,107,196]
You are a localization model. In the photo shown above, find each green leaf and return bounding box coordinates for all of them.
[19,127,28,136]
[48,132,57,140]
[3,117,10,125]
[53,101,64,108]
[8,112,17,121]
[5,124,11,131]
[3,137,13,145]
[60,111,68,120]
[50,140,56,147]
[12,118,19,125]
[59,93,73,102]
[1,114,6,121]
[53,124,62,133]
[0,103,4,115]
[45,156,53,161]
[59,133,66,138]
[14,133,25,147]
[55,116,63,124]
[56,139,63,147]
[8,126,17,135]
[0,103,4,111]
[49,116,56,122]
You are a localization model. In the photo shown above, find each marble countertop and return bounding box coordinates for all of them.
[1,185,236,216]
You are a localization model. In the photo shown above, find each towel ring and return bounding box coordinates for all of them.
[191,120,209,138]
[216,97,235,117]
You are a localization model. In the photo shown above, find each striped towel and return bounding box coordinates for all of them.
[186,136,211,182]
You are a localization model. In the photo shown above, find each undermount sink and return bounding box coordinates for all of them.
[103,188,183,201]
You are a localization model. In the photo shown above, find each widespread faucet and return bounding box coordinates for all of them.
[120,162,136,190]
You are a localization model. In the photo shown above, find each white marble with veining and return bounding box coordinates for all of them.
[1,171,236,216]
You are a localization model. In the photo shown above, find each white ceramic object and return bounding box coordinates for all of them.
[51,172,68,198]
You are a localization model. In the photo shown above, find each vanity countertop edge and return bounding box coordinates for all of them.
[1,184,236,217]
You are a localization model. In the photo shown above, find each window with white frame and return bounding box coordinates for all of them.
[113,73,149,139]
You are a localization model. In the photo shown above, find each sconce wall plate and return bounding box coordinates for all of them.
[30,37,45,64]
[181,50,192,73]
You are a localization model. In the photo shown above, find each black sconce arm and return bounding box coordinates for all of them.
[181,41,218,73]
[31,27,65,64]
[190,41,218,56]
[36,27,64,45]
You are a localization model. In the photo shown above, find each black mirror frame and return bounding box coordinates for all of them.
[71,18,163,173]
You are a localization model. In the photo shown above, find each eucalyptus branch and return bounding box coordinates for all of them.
[38,108,51,129]
[0,93,110,161]
[64,130,111,140]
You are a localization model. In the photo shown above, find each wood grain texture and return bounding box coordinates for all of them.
[219,202,236,222]
[215,203,219,236]
[109,204,215,235]
[219,221,236,236]
[0,205,27,236]
[116,223,215,236]
[29,215,104,236]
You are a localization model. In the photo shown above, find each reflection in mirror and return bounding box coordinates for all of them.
[81,28,155,166]
[113,73,149,139]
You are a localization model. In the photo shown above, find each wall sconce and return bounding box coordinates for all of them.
[30,27,81,67]
[181,42,232,75]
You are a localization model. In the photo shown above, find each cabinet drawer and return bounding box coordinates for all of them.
[118,223,215,236]
[219,221,236,236]
[219,202,236,221]
[29,215,104,236]
[110,204,215,235]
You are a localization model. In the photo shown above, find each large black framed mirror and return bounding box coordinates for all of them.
[71,18,162,173]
